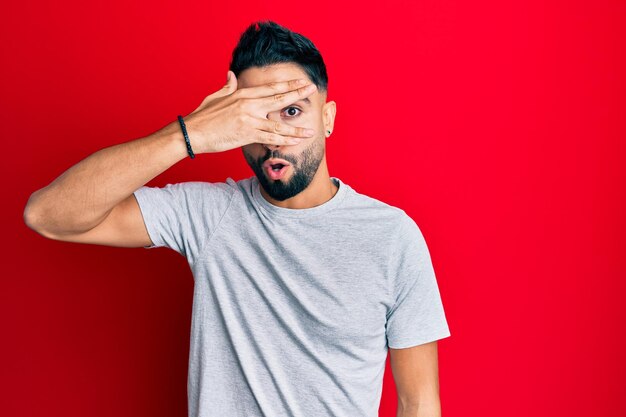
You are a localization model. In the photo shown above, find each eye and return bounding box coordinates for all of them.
[281,106,302,118]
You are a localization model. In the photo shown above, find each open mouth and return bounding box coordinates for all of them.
[263,159,291,180]
[263,158,291,170]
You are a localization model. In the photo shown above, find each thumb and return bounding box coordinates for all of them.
[222,70,238,94]
[189,70,238,115]
[211,70,237,99]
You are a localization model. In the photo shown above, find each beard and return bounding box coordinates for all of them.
[244,140,325,201]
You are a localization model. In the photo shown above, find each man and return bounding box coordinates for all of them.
[24,20,451,417]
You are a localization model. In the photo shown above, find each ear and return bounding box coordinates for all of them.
[322,100,337,137]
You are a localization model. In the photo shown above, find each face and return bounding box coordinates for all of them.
[239,62,335,201]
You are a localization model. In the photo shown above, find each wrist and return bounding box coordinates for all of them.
[177,115,196,159]
[149,120,192,162]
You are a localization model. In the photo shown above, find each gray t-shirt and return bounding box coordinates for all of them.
[133,175,451,417]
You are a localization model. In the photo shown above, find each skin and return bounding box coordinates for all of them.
[237,62,338,208]
[23,59,442,416]
[239,63,442,415]
[390,341,442,417]
[239,64,442,415]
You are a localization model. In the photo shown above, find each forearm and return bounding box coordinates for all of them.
[24,120,189,235]
[396,399,441,417]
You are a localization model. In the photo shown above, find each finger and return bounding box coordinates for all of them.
[260,83,318,113]
[236,78,311,99]
[249,116,316,138]
[252,130,306,146]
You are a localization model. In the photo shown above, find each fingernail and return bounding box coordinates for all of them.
[297,79,306,85]
[305,129,315,136]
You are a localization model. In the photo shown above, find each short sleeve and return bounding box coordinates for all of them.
[132,179,236,262]
[385,215,451,349]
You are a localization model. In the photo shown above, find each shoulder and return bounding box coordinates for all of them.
[343,184,419,238]
[134,178,243,209]
[342,184,431,261]
[151,177,242,194]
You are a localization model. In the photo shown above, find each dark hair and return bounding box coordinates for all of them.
[229,20,328,93]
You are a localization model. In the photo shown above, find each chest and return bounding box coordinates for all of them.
[200,223,394,349]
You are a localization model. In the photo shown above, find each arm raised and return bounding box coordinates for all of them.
[23,126,187,246]
[23,72,317,247]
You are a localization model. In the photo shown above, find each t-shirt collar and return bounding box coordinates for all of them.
[251,176,348,218]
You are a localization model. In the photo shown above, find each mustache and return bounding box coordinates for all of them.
[261,149,296,165]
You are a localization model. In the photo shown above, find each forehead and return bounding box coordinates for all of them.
[237,62,309,88]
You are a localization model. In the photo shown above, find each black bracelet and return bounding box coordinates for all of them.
[177,115,195,159]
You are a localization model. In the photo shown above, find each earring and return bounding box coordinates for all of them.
[326,130,331,135]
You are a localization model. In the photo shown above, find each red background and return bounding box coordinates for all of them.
[3,0,625,416]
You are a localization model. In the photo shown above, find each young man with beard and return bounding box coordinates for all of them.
[24,20,451,417]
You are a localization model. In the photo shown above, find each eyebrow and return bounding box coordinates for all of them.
[282,97,312,110]
[296,97,312,107]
